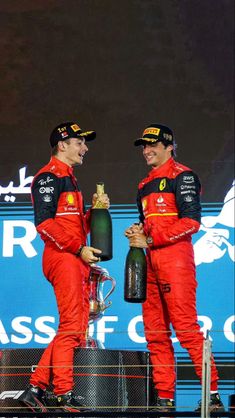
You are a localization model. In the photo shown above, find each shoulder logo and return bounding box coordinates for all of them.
[159,178,166,191]
[184,195,193,202]
[43,195,52,203]
[183,175,194,184]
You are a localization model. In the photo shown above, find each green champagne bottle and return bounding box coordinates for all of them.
[90,183,113,261]
[124,247,147,303]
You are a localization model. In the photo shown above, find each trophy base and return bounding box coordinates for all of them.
[80,336,105,349]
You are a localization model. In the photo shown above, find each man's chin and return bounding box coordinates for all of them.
[73,160,83,167]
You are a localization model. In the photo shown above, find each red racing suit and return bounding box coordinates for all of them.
[30,156,90,395]
[137,157,219,398]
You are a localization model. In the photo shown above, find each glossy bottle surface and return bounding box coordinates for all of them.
[124,247,147,303]
[90,183,113,261]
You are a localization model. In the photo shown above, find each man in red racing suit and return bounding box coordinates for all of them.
[125,124,224,413]
[19,121,109,413]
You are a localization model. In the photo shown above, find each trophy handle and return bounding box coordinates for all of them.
[101,274,116,303]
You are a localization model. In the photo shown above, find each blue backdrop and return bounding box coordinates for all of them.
[0,172,234,409]
[0,182,234,351]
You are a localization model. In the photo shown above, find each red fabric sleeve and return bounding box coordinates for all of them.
[36,218,83,254]
[149,217,200,247]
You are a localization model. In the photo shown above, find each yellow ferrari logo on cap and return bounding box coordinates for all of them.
[143,127,160,136]
[67,194,74,204]
[159,179,166,191]
[71,124,81,132]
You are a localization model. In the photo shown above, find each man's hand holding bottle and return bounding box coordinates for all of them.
[125,223,148,248]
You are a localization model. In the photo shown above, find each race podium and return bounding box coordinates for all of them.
[0,348,154,412]
[1,348,233,413]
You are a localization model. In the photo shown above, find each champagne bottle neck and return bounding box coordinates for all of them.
[96,182,104,196]
[93,182,106,209]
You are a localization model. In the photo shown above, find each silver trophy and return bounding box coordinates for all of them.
[86,264,116,348]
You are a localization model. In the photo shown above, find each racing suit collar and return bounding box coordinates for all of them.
[148,157,174,178]
[50,156,74,176]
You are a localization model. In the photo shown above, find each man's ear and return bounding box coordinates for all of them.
[168,144,174,153]
[57,140,67,151]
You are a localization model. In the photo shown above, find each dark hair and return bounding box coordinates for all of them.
[51,145,59,156]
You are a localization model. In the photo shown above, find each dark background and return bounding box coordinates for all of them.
[0,0,234,204]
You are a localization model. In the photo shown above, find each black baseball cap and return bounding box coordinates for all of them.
[49,121,96,148]
[134,124,174,146]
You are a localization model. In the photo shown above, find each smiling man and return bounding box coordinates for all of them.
[125,123,224,414]
[19,121,109,413]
